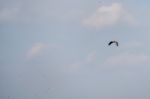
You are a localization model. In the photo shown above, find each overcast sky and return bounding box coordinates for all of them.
[1,0,150,99]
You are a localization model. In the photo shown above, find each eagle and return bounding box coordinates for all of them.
[108,41,119,46]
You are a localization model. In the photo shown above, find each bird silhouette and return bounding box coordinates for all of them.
[108,41,119,46]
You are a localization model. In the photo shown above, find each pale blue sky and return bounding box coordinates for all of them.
[1,0,150,99]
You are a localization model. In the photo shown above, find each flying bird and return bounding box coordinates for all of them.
[108,41,119,46]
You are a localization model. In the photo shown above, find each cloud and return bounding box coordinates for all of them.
[105,52,149,66]
[26,43,46,59]
[82,2,137,28]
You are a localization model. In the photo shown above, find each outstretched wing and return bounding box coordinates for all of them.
[115,42,119,46]
[108,41,113,46]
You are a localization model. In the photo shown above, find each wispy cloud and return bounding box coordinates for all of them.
[26,43,46,59]
[82,2,137,28]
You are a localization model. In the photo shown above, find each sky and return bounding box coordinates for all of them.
[1,0,150,99]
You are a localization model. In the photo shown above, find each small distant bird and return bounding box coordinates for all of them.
[108,41,119,46]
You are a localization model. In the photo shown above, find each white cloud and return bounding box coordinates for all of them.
[105,52,149,66]
[82,2,137,28]
[26,43,46,59]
